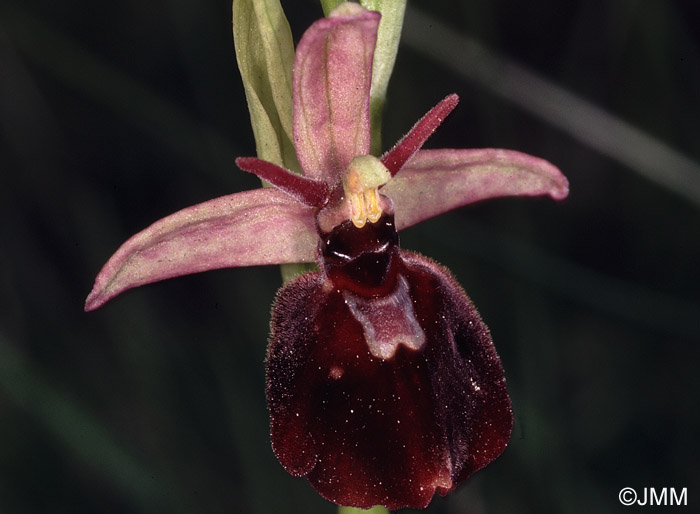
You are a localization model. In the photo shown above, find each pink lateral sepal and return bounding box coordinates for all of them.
[382,148,569,231]
[85,188,318,311]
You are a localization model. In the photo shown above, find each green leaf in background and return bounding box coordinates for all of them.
[320,0,344,16]
[233,0,298,170]
[361,0,406,155]
[234,0,311,282]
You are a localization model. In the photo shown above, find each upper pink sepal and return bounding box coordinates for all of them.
[382,148,569,231]
[292,7,379,184]
[84,188,317,311]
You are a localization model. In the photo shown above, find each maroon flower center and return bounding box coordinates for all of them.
[320,212,400,297]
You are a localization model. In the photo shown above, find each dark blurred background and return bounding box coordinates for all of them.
[1,1,698,513]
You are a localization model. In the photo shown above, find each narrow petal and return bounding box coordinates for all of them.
[85,189,317,311]
[236,157,329,207]
[381,94,459,175]
[382,148,569,231]
[293,5,379,183]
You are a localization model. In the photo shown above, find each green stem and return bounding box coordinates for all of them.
[320,0,344,16]
[362,0,406,155]
[369,95,385,156]
[338,506,390,514]
[280,262,318,283]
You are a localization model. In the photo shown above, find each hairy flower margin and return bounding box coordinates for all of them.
[85,1,568,510]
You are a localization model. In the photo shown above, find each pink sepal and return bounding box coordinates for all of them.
[85,188,317,311]
[293,8,379,184]
[382,148,569,231]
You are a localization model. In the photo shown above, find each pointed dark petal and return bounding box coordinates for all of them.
[236,157,330,207]
[266,252,512,510]
[381,94,459,176]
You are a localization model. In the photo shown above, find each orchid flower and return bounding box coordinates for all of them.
[85,2,568,510]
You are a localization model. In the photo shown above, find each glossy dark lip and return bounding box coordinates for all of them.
[324,239,392,262]
[267,250,513,510]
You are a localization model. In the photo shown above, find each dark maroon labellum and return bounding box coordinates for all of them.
[320,214,399,296]
[266,212,513,510]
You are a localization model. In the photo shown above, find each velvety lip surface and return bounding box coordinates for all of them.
[267,250,513,510]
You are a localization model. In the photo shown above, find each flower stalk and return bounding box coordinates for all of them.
[339,506,390,514]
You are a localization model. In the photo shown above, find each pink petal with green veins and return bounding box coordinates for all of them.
[84,189,318,311]
[382,148,569,231]
[293,6,379,184]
